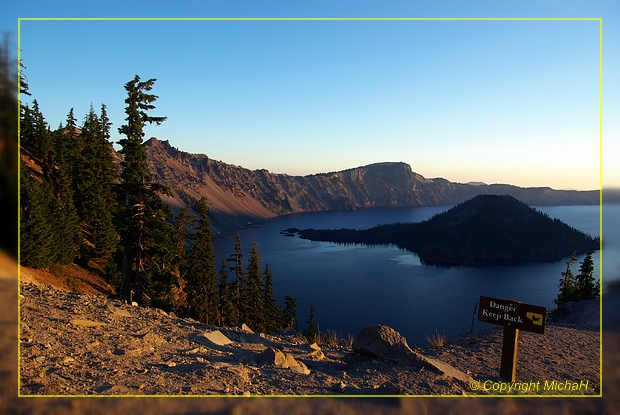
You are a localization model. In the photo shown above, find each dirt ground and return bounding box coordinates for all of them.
[2,251,620,414]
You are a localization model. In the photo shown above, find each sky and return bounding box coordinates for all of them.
[3,1,619,191]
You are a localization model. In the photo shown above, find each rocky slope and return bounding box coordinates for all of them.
[19,277,599,396]
[4,256,618,414]
[143,138,599,232]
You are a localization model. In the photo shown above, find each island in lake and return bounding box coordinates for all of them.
[294,195,600,267]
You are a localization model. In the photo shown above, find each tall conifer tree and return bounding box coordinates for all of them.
[244,240,264,331]
[304,303,317,343]
[555,252,578,306]
[116,75,171,304]
[186,198,219,324]
[218,259,238,326]
[20,164,53,268]
[576,252,598,300]
[262,263,281,333]
[282,296,298,330]
[20,101,79,266]
[227,233,246,319]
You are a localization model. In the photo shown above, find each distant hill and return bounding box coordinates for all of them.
[297,195,600,266]
[142,138,599,233]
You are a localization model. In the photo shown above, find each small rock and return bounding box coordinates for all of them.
[289,363,311,375]
[107,304,132,317]
[191,330,233,347]
[236,323,254,334]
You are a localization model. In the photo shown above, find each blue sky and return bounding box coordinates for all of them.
[3,1,619,191]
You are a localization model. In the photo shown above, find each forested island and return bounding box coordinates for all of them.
[296,195,600,266]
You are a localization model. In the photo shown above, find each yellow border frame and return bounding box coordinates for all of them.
[16,17,604,399]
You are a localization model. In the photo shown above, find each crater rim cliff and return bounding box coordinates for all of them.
[141,137,599,233]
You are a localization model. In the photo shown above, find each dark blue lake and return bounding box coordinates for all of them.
[212,204,613,347]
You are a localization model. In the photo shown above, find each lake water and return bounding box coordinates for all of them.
[212,204,614,347]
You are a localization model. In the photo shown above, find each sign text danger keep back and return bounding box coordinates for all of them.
[478,296,546,334]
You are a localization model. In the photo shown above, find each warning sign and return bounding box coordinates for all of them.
[478,296,546,334]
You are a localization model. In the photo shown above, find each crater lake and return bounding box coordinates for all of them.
[212,204,611,347]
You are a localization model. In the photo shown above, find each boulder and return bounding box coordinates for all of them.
[352,325,472,384]
[259,347,310,375]
[352,325,418,363]
[190,330,233,347]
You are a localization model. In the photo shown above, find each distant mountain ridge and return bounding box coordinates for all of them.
[142,138,599,232]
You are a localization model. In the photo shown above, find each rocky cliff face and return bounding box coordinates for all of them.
[143,138,599,232]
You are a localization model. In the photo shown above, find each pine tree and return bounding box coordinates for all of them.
[171,205,193,313]
[27,103,80,265]
[227,233,246,320]
[26,100,53,161]
[575,252,598,300]
[218,259,238,326]
[304,303,317,343]
[62,108,84,192]
[92,105,119,266]
[282,295,298,330]
[186,198,219,325]
[262,263,281,333]
[20,164,53,268]
[20,99,52,268]
[555,252,578,306]
[145,209,179,311]
[174,205,194,273]
[116,75,171,304]
[57,104,119,278]
[244,240,264,331]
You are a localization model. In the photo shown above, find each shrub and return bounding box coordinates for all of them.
[425,329,447,348]
[343,332,355,349]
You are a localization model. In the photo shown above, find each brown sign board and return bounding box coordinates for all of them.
[478,296,546,334]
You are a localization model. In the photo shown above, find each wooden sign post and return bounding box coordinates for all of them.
[478,296,546,381]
